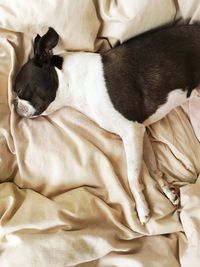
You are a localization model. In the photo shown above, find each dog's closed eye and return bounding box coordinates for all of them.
[15,87,33,101]
[14,86,21,93]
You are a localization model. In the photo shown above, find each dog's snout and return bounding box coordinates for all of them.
[13,98,18,109]
[12,97,37,118]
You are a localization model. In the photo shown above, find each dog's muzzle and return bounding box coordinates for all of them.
[13,97,37,118]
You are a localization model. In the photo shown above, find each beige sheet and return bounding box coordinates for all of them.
[0,1,200,266]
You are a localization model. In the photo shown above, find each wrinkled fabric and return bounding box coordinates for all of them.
[0,1,200,266]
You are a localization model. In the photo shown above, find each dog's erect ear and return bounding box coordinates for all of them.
[34,27,59,63]
[39,27,59,53]
[34,34,41,55]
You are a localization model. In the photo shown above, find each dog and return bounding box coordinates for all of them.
[13,24,200,224]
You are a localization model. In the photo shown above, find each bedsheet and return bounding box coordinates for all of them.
[0,1,200,266]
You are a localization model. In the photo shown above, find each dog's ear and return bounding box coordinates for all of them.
[34,27,59,66]
[34,34,41,55]
[39,27,59,53]
[51,55,63,69]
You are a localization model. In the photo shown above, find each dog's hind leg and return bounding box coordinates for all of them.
[143,132,180,205]
[119,122,150,224]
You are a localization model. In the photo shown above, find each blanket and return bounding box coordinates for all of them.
[0,1,200,266]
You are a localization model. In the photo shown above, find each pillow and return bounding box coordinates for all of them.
[0,0,100,51]
[97,0,176,46]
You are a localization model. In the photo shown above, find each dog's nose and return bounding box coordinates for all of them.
[13,98,18,110]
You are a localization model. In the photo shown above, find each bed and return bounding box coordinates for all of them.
[0,1,200,266]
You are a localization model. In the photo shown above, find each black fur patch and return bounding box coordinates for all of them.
[51,55,63,69]
[101,25,200,123]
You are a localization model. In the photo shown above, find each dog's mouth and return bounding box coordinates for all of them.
[13,97,40,118]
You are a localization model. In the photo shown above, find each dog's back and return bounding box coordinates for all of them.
[101,25,200,123]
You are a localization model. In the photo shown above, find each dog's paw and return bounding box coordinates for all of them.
[162,185,180,206]
[137,202,150,224]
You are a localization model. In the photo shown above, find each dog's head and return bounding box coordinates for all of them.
[14,27,63,118]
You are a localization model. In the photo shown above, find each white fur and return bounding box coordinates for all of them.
[45,53,136,132]
[42,52,190,223]
[15,97,37,118]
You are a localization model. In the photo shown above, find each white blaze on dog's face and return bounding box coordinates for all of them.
[14,27,63,118]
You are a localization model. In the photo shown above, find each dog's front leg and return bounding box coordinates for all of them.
[120,122,150,224]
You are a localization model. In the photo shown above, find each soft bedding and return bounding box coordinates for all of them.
[0,1,200,266]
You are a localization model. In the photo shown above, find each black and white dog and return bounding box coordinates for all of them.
[14,25,200,224]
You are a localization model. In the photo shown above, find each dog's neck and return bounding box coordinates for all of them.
[43,52,105,117]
